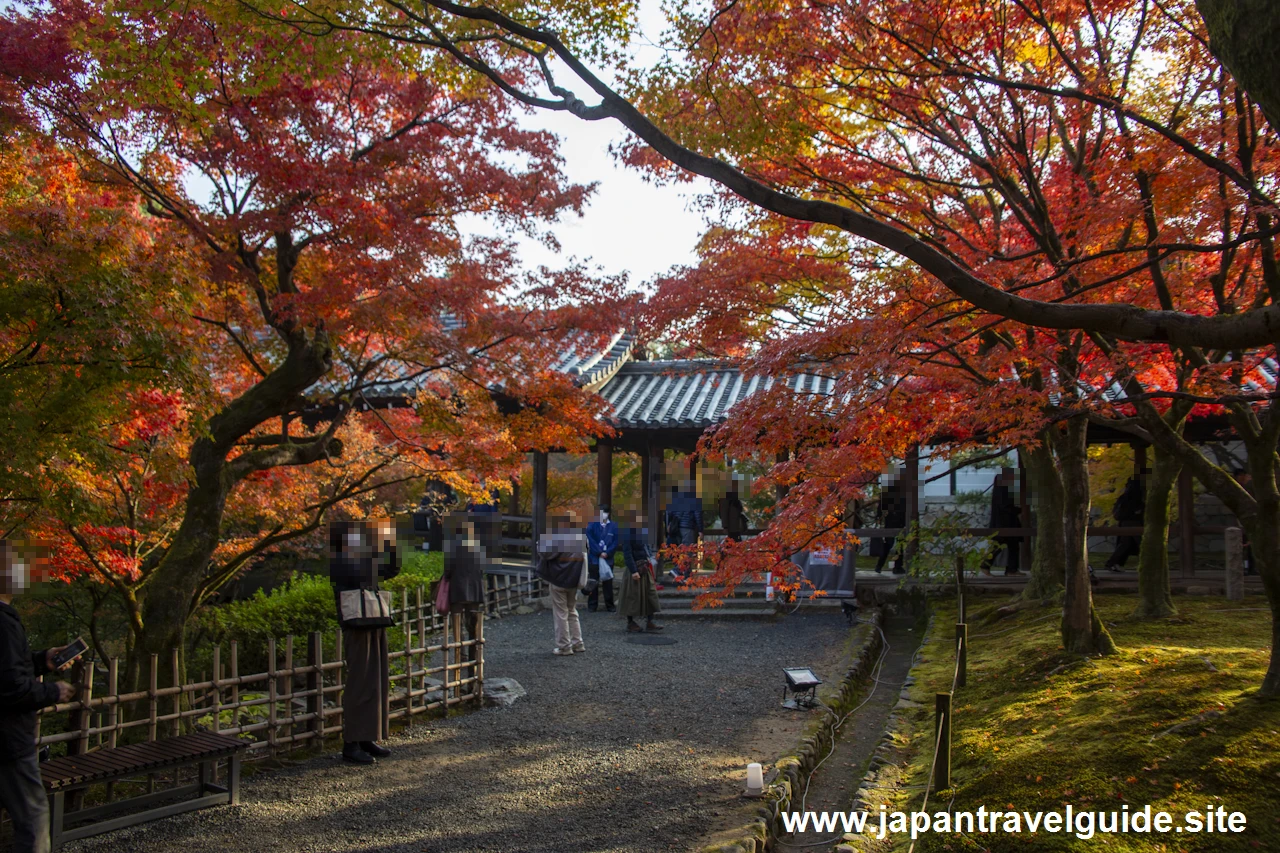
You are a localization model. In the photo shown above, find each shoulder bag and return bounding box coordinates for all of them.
[339,558,395,628]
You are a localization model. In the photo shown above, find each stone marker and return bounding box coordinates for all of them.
[1225,527,1244,602]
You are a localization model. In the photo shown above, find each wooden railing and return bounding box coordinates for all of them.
[35,572,544,761]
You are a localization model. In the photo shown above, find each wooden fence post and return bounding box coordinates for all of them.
[474,608,485,701]
[211,645,222,734]
[307,632,323,742]
[266,637,277,752]
[934,692,952,792]
[106,657,119,749]
[334,629,344,735]
[74,660,93,756]
[955,623,967,689]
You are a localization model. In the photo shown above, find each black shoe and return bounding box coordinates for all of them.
[361,741,391,758]
[1004,570,1022,577]
[587,604,598,612]
[605,605,616,613]
[342,744,375,764]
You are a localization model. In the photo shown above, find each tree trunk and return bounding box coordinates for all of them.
[1022,438,1066,600]
[132,441,230,689]
[1242,449,1280,695]
[133,331,334,689]
[1196,0,1280,132]
[1133,445,1179,619]
[1055,416,1118,656]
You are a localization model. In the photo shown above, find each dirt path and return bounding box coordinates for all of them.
[67,609,852,853]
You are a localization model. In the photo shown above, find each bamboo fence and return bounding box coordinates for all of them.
[35,572,544,761]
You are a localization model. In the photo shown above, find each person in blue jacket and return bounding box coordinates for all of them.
[664,483,703,582]
[584,505,619,612]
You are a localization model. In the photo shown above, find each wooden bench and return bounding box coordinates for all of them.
[40,731,246,851]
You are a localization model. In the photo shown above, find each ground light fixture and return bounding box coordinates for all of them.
[782,667,822,709]
[744,762,765,798]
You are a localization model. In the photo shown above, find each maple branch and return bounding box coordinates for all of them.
[192,314,270,378]
[329,0,1280,350]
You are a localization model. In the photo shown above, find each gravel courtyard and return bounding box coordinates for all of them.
[66,609,853,853]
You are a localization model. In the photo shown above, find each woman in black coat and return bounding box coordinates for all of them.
[330,519,399,765]
[443,517,487,608]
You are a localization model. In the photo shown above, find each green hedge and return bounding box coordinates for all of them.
[202,551,443,642]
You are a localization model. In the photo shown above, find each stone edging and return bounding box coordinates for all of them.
[700,608,885,853]
[834,610,939,852]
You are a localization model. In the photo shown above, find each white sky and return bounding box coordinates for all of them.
[460,1,713,290]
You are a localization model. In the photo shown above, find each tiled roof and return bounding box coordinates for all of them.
[555,330,635,391]
[598,360,839,429]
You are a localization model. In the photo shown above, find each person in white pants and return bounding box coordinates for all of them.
[536,521,588,656]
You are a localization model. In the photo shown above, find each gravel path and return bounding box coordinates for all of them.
[68,608,852,853]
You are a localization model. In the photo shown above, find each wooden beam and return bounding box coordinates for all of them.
[1178,467,1195,577]
[646,444,663,550]
[597,442,613,509]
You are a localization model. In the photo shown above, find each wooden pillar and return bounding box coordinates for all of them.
[1133,443,1147,477]
[1178,467,1195,577]
[1017,452,1032,571]
[597,442,613,509]
[509,478,520,516]
[532,451,548,564]
[646,444,663,550]
[905,445,920,570]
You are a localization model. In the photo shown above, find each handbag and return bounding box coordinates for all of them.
[339,588,394,628]
[435,576,451,615]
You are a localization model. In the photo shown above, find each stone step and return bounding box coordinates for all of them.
[654,594,776,610]
[654,607,779,621]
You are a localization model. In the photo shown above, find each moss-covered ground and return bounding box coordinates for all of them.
[891,596,1279,852]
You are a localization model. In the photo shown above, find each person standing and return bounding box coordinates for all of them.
[980,468,1022,577]
[874,471,907,575]
[618,511,663,633]
[443,516,487,667]
[537,518,588,656]
[664,482,703,582]
[1,540,77,853]
[330,520,399,765]
[718,483,748,542]
[1105,474,1145,571]
[585,506,619,612]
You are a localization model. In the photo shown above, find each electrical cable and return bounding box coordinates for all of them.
[775,618,893,850]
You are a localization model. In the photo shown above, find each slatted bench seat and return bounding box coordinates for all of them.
[40,731,246,851]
